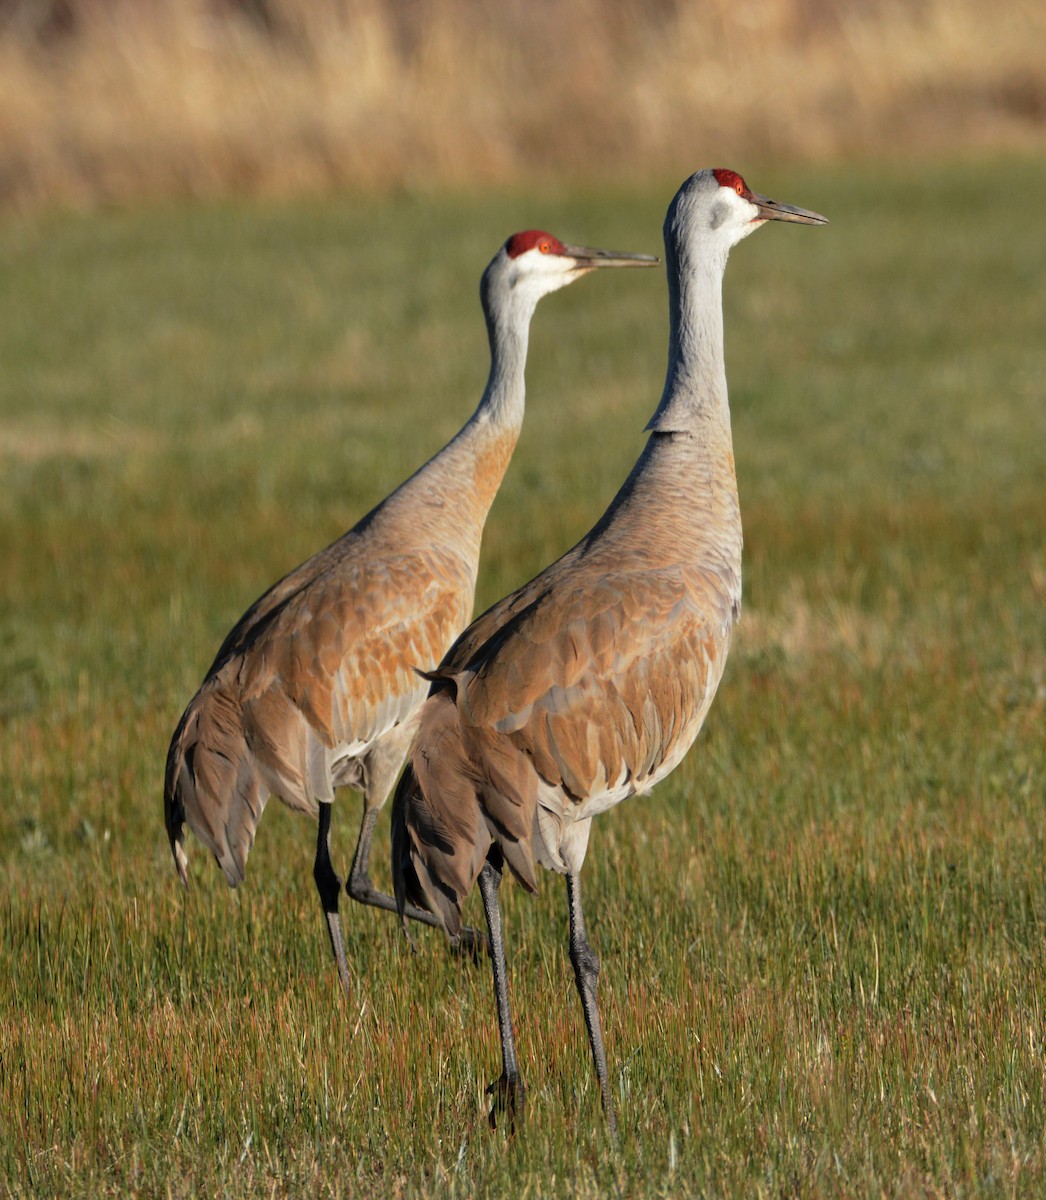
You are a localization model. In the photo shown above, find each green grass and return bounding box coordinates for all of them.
[0,158,1044,1197]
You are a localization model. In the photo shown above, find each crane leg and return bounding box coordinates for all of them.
[313,800,352,997]
[347,804,488,960]
[566,871,616,1131]
[479,851,525,1131]
[346,805,433,922]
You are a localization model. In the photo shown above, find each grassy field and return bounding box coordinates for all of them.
[0,158,1043,1197]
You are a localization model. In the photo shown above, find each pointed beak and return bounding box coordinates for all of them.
[560,243,661,269]
[750,192,829,226]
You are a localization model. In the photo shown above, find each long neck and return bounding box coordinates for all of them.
[372,285,534,568]
[646,235,730,435]
[471,286,534,432]
[580,228,741,602]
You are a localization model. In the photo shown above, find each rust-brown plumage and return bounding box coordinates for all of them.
[164,230,657,995]
[399,440,742,931]
[393,168,827,1127]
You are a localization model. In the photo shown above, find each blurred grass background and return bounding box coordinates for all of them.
[0,0,1043,211]
[0,1,1045,1195]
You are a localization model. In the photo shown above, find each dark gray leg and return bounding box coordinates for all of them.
[347,806,431,919]
[346,732,441,924]
[566,871,616,1130]
[479,854,525,1130]
[347,805,488,958]
[313,801,352,997]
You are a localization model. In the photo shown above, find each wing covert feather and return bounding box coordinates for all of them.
[237,549,472,752]
[394,559,737,925]
[457,565,736,804]
[168,546,474,885]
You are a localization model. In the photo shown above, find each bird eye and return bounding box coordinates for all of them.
[540,241,551,253]
[735,181,744,196]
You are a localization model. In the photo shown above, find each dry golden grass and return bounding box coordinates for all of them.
[0,0,1043,211]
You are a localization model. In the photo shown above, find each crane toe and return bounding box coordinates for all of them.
[487,1072,526,1133]
[450,926,490,962]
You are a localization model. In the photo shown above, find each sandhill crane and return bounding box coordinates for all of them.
[392,169,827,1128]
[164,229,657,997]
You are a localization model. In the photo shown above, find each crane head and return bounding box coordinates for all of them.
[711,168,828,229]
[666,168,828,258]
[483,229,658,312]
[505,230,658,274]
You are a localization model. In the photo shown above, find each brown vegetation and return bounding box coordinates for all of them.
[0,0,1043,210]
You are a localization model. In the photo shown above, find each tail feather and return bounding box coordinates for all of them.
[392,766,474,940]
[164,686,278,888]
[392,688,538,939]
[464,722,538,890]
[164,731,192,888]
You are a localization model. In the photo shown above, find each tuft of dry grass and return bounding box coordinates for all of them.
[0,0,1043,211]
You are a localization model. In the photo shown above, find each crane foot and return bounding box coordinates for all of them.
[487,1072,526,1134]
[451,925,490,962]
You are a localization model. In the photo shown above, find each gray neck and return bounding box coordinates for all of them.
[645,235,730,435]
[368,279,534,549]
[467,282,536,432]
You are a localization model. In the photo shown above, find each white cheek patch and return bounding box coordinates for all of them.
[710,200,729,230]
